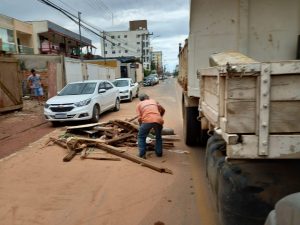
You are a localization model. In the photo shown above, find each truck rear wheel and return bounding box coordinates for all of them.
[183,106,201,146]
[206,134,300,225]
[183,105,209,146]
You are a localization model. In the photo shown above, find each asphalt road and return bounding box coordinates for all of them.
[0,77,219,225]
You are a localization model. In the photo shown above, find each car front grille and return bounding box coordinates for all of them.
[49,104,74,112]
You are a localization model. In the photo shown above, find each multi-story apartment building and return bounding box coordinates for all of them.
[102,20,151,70]
[151,51,163,74]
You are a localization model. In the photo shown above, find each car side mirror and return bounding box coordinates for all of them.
[131,84,134,87]
[99,89,106,93]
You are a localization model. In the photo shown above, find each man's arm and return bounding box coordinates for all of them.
[157,103,165,116]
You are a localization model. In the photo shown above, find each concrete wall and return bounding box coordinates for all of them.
[87,59,121,78]
[65,57,117,84]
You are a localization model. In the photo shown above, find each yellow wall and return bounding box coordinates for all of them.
[88,60,118,68]
[13,20,33,34]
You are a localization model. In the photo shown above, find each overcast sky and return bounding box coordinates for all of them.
[0,0,189,71]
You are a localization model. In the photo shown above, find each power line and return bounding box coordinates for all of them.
[36,0,145,56]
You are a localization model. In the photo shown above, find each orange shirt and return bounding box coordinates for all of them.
[136,99,164,124]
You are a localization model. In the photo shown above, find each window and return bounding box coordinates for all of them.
[117,35,120,38]
[99,82,105,90]
[125,42,128,45]
[137,42,140,45]
[112,50,116,54]
[124,35,127,38]
[112,43,116,46]
[105,82,113,90]
[104,51,108,54]
[137,49,140,53]
[125,50,128,53]
[117,43,121,46]
[0,28,16,52]
[136,34,140,38]
[105,43,108,47]
[111,35,115,39]
[119,50,121,53]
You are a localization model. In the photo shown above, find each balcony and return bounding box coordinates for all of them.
[18,45,34,54]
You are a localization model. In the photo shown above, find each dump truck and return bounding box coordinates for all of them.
[178,0,300,224]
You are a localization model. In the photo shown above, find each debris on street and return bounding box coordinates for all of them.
[46,117,179,174]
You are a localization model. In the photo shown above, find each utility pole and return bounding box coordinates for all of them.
[102,31,106,65]
[78,11,82,59]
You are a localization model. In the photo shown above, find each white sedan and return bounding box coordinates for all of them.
[112,78,139,102]
[44,80,120,126]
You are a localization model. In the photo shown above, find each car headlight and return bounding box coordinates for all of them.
[120,90,129,93]
[44,103,50,109]
[74,98,91,107]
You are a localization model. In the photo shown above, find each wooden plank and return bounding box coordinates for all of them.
[203,76,218,95]
[201,102,219,126]
[66,122,108,130]
[225,100,256,133]
[203,90,219,111]
[227,134,300,159]
[105,133,135,145]
[227,76,257,100]
[218,76,225,117]
[225,100,300,133]
[0,104,22,113]
[270,61,300,75]
[271,75,300,100]
[269,101,300,133]
[96,143,173,174]
[110,119,139,132]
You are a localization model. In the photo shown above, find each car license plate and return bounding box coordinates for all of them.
[55,114,67,119]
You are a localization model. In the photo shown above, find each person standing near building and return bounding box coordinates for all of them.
[136,93,165,159]
[27,69,44,105]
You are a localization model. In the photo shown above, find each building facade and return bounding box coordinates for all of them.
[0,14,93,59]
[101,20,151,70]
[151,51,163,75]
[0,14,34,54]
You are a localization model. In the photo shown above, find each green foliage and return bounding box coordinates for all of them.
[144,69,151,77]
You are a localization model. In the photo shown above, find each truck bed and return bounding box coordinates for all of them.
[199,52,300,159]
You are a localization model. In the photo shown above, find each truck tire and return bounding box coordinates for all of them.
[183,106,201,146]
[205,133,226,196]
[206,134,274,225]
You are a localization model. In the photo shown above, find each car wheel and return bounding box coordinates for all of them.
[113,98,120,111]
[129,92,133,102]
[135,89,139,98]
[91,105,100,123]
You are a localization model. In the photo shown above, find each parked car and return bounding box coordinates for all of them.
[112,78,139,102]
[143,74,159,86]
[44,80,120,126]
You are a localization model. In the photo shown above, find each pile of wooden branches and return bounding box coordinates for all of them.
[47,117,180,174]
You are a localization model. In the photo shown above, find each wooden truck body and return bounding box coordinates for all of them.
[199,52,300,159]
[178,1,300,224]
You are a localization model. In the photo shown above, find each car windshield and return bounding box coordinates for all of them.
[113,80,129,87]
[58,82,97,95]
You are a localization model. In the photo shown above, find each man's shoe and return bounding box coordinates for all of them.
[138,154,146,159]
